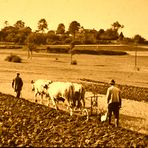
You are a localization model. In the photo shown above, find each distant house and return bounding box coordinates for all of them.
[75,27,97,43]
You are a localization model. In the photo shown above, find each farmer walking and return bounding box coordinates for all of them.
[12,73,23,98]
[106,79,122,127]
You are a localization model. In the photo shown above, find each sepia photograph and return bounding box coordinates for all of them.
[0,0,148,147]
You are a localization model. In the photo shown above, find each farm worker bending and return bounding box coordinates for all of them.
[12,73,23,98]
[106,79,121,127]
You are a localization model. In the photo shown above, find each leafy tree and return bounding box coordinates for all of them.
[111,21,124,31]
[1,26,17,42]
[118,32,124,40]
[56,23,65,34]
[68,21,80,39]
[4,21,9,27]
[26,32,47,45]
[47,30,56,36]
[0,31,3,41]
[82,29,97,44]
[0,21,29,43]
[46,30,60,44]
[14,20,25,29]
[25,32,38,59]
[37,18,48,33]
[133,34,145,44]
[26,32,36,45]
[96,29,105,40]
[101,28,119,40]
[15,27,32,44]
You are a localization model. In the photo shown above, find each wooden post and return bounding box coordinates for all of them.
[135,47,137,68]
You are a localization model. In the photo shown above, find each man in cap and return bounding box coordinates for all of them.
[106,79,121,127]
[12,73,23,98]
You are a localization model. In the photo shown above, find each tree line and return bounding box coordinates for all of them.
[0,19,147,46]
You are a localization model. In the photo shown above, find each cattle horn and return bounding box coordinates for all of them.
[31,80,34,84]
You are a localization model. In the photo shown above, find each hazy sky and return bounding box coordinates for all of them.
[0,0,148,39]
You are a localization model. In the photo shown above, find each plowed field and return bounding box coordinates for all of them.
[0,93,148,147]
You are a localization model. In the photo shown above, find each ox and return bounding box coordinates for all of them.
[72,83,85,109]
[44,82,74,110]
[31,79,52,103]
[44,81,86,115]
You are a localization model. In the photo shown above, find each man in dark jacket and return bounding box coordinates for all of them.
[12,73,23,98]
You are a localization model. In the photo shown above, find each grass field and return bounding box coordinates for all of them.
[0,46,148,134]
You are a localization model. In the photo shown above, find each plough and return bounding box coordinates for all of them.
[69,94,100,121]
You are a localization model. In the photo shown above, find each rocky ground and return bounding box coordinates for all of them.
[0,92,148,147]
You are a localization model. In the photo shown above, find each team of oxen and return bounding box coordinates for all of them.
[31,79,86,115]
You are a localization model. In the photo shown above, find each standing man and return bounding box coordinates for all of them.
[106,79,121,127]
[12,73,23,98]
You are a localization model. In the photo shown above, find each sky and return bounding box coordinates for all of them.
[0,0,148,40]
